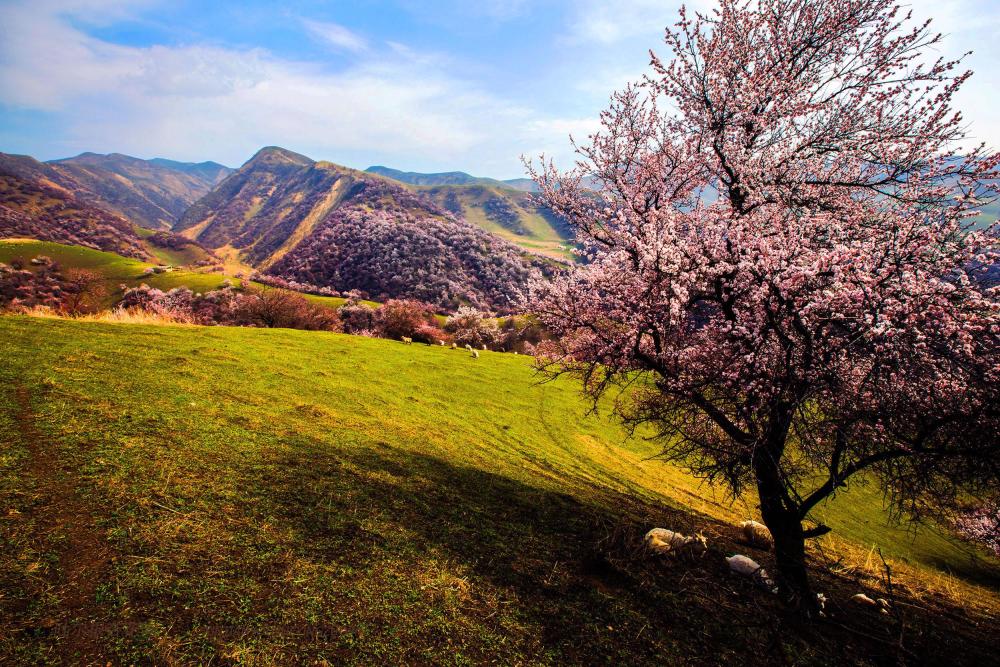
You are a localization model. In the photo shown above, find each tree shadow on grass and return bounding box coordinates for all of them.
[240,439,1000,666]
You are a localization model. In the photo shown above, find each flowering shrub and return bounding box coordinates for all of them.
[338,300,379,334]
[444,306,499,348]
[118,284,340,331]
[374,299,439,341]
[0,261,65,310]
[955,502,1000,557]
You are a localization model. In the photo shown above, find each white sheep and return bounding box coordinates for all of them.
[644,528,708,559]
[726,554,777,592]
[851,593,891,614]
[401,336,413,345]
[482,344,488,351]
[471,349,480,359]
[465,344,473,351]
[439,340,445,346]
[451,342,458,349]
[739,520,773,549]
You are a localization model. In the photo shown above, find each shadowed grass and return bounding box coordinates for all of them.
[0,316,996,664]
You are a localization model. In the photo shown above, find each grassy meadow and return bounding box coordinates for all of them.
[1,315,997,665]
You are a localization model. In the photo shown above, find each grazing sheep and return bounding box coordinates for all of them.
[851,593,877,606]
[451,342,458,349]
[739,520,773,549]
[439,340,445,346]
[471,349,480,359]
[644,528,708,559]
[401,336,413,345]
[726,554,777,592]
[465,344,473,351]
[482,344,488,351]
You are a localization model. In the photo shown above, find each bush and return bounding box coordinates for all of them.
[374,299,440,341]
[338,300,378,334]
[444,306,499,349]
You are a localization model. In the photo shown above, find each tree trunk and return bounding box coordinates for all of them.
[764,510,819,614]
[753,437,821,616]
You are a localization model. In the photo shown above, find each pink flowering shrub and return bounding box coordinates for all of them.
[444,306,500,348]
[955,502,1000,557]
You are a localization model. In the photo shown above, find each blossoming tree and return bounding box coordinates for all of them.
[530,0,1000,611]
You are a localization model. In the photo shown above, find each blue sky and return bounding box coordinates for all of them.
[1,0,999,178]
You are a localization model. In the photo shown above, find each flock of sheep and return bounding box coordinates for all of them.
[645,521,892,615]
[400,337,508,360]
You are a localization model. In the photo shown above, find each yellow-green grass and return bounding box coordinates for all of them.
[1,315,996,664]
[0,239,237,304]
[134,227,213,266]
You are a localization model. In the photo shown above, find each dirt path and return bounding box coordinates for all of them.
[13,384,111,663]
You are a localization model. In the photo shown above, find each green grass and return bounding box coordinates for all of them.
[1,315,997,665]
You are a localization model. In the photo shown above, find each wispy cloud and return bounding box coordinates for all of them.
[302,19,368,53]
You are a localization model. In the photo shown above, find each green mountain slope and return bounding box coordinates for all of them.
[0,316,996,664]
[418,183,575,261]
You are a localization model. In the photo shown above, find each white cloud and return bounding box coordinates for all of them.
[302,19,368,53]
[0,0,590,175]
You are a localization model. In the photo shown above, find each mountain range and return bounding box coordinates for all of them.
[0,147,569,312]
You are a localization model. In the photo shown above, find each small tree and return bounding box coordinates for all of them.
[59,268,107,315]
[530,0,1000,613]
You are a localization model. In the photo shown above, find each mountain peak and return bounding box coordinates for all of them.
[245,146,314,168]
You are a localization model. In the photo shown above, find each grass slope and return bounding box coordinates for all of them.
[1,317,997,665]
[0,239,234,306]
[419,184,575,261]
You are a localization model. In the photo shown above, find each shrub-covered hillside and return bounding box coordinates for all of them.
[1,316,997,665]
[178,147,552,312]
[0,172,148,260]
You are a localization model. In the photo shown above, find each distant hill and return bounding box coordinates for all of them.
[49,152,232,230]
[0,154,148,259]
[178,147,551,311]
[366,165,538,191]
[366,167,577,260]
[417,184,575,261]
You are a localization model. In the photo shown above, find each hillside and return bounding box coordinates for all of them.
[50,152,232,230]
[177,147,550,311]
[0,168,148,259]
[0,152,231,232]
[419,183,575,261]
[1,316,997,665]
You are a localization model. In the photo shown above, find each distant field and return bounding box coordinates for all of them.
[1,316,996,664]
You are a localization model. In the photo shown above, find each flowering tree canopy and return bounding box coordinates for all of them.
[530,0,1000,611]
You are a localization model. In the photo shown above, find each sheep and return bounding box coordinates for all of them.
[401,336,413,345]
[465,344,473,351]
[739,520,773,549]
[851,593,891,614]
[439,340,445,346]
[726,554,777,593]
[451,342,458,349]
[482,344,488,351]
[471,349,480,359]
[644,528,708,559]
